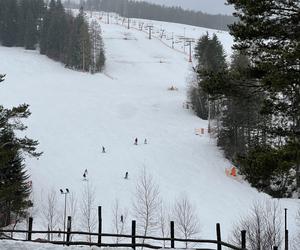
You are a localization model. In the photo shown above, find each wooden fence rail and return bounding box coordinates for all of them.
[0,214,279,250]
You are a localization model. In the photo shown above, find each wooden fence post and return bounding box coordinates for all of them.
[47,225,50,241]
[27,217,33,241]
[66,216,72,246]
[98,206,102,245]
[131,220,136,250]
[241,230,246,249]
[285,208,288,250]
[170,221,175,248]
[216,223,222,250]
[285,230,289,250]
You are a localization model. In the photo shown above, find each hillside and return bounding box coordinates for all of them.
[0,15,298,245]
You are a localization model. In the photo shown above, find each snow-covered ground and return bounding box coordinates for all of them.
[0,14,299,249]
[0,240,118,250]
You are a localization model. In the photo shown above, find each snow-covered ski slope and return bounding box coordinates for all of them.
[0,14,298,241]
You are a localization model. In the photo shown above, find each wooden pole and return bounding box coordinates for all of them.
[285,230,289,250]
[216,223,222,250]
[66,216,72,246]
[188,41,192,62]
[27,217,33,241]
[47,225,50,241]
[170,221,175,248]
[241,230,246,249]
[131,220,136,250]
[285,208,288,250]
[98,206,102,245]
[148,26,153,40]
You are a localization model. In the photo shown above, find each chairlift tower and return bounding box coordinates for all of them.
[146,25,154,39]
[166,32,174,49]
[179,37,195,62]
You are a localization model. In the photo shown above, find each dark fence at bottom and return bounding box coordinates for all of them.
[0,215,280,250]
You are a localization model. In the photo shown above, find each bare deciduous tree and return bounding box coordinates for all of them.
[133,169,161,247]
[80,183,97,242]
[173,195,200,248]
[67,192,78,230]
[158,202,170,247]
[230,200,282,250]
[293,207,300,250]
[111,199,128,243]
[41,189,60,240]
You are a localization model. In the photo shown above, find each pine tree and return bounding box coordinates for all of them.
[198,0,300,197]
[90,20,105,73]
[227,0,300,142]
[215,52,267,160]
[0,129,32,226]
[24,7,37,50]
[0,0,19,46]
[66,7,91,71]
[97,39,105,72]
[190,33,227,120]
[0,75,41,227]
[227,0,300,196]
[0,0,104,73]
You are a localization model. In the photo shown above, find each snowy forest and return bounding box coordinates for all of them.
[66,0,235,31]
[190,0,299,198]
[0,0,105,72]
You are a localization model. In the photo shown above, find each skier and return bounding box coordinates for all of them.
[120,215,124,223]
[124,172,128,179]
[144,138,147,144]
[102,146,106,153]
[134,138,138,145]
[83,169,88,180]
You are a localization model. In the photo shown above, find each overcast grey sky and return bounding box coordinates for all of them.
[139,0,234,15]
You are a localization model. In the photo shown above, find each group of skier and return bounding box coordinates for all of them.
[83,137,148,181]
[134,137,147,145]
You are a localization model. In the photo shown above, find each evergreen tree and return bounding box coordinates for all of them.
[79,20,91,71]
[0,0,104,73]
[66,7,91,71]
[45,0,67,60]
[40,0,55,54]
[24,7,37,50]
[195,0,300,197]
[90,20,105,73]
[190,33,227,120]
[228,0,300,140]
[0,0,18,46]
[0,130,32,226]
[0,75,41,227]
[97,38,105,72]
[227,0,300,196]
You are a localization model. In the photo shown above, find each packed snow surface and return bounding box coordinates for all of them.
[0,240,126,250]
[0,14,298,249]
